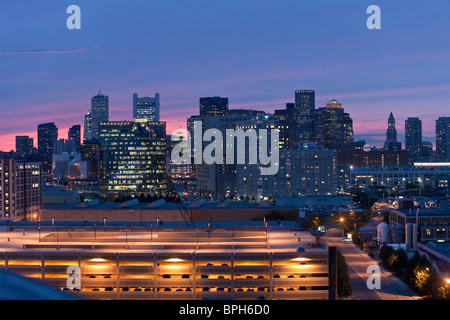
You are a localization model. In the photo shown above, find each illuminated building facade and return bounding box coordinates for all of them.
[199,96,228,117]
[294,90,316,144]
[133,92,160,121]
[83,110,92,142]
[237,143,337,198]
[0,158,42,220]
[0,228,332,300]
[91,91,109,140]
[98,120,168,197]
[436,117,450,162]
[273,103,295,149]
[15,136,34,158]
[405,117,422,161]
[314,100,354,151]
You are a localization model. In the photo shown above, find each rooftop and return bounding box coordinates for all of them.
[43,199,298,211]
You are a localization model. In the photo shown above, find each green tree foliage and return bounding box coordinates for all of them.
[337,249,352,298]
[380,248,447,299]
[301,214,326,230]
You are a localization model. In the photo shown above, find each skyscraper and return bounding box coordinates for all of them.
[294,90,315,144]
[436,117,450,161]
[68,125,81,153]
[15,136,33,158]
[133,92,160,121]
[83,110,92,142]
[199,97,228,117]
[405,117,422,160]
[37,122,58,172]
[314,99,354,150]
[274,103,295,149]
[384,112,401,151]
[90,89,109,140]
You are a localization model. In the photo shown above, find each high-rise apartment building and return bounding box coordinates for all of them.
[133,92,160,121]
[37,122,58,172]
[236,143,337,198]
[405,117,422,160]
[314,100,353,150]
[98,120,168,197]
[436,117,450,161]
[0,158,42,220]
[15,136,33,158]
[199,97,229,117]
[91,90,109,140]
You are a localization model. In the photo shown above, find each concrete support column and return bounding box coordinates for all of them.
[328,246,337,301]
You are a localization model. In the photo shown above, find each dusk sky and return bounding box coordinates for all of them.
[1,0,450,151]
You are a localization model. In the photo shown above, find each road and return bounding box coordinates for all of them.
[323,227,421,300]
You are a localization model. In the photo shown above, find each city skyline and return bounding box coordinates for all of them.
[1,1,450,150]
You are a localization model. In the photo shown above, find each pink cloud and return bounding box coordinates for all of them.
[0,45,101,56]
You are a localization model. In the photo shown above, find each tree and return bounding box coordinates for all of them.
[337,249,353,298]
[301,214,326,230]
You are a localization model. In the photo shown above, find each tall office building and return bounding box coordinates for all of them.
[98,120,168,197]
[314,100,354,150]
[90,89,109,140]
[274,103,295,149]
[199,97,229,117]
[384,112,402,151]
[0,158,42,220]
[83,110,92,142]
[133,92,160,121]
[436,117,450,161]
[294,90,316,144]
[405,117,422,160]
[15,136,33,158]
[187,113,265,200]
[37,122,58,172]
[68,125,81,153]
